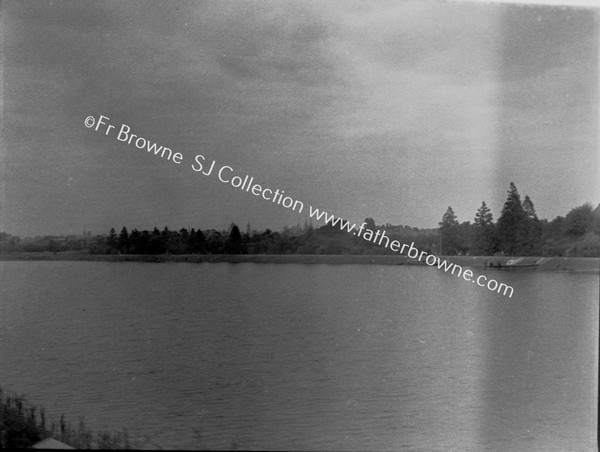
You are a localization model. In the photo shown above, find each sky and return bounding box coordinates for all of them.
[1,0,598,237]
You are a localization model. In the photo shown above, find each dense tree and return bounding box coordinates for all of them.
[474,201,493,226]
[205,231,224,254]
[363,218,377,232]
[496,182,529,255]
[563,203,594,237]
[106,228,118,254]
[593,204,600,234]
[145,227,165,254]
[165,227,188,254]
[117,227,129,253]
[127,229,140,253]
[456,221,472,255]
[472,201,496,255]
[226,224,242,254]
[439,206,460,255]
[187,228,205,254]
[522,195,542,255]
[4,187,599,257]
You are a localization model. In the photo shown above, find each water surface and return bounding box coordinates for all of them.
[0,261,597,450]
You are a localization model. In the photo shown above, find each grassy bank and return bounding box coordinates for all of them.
[0,252,598,272]
[0,386,136,449]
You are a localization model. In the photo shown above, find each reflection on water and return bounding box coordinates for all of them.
[0,261,597,450]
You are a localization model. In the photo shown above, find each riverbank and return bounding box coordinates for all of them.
[0,252,598,273]
[0,385,135,449]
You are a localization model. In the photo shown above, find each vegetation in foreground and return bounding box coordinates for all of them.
[0,387,137,449]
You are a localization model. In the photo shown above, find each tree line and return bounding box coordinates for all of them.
[439,182,600,256]
[1,182,599,257]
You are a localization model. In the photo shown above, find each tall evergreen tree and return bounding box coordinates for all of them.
[106,228,118,254]
[522,195,542,255]
[147,227,166,254]
[171,228,189,254]
[473,201,496,255]
[363,218,377,232]
[128,229,141,254]
[186,228,206,254]
[474,201,493,226]
[227,224,242,254]
[439,206,460,255]
[230,224,241,242]
[117,227,129,254]
[496,182,528,255]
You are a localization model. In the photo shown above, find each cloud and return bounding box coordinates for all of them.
[2,1,597,235]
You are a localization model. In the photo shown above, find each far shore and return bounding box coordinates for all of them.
[0,252,598,273]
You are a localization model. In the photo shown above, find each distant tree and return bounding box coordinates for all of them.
[568,232,600,257]
[545,215,564,237]
[564,203,594,237]
[522,195,535,218]
[170,228,188,254]
[496,182,528,255]
[364,218,377,231]
[472,201,496,255]
[230,224,241,242]
[318,217,352,237]
[117,227,129,254]
[273,233,298,254]
[205,231,224,254]
[0,233,20,252]
[188,229,206,254]
[593,204,600,234]
[128,229,141,253]
[161,227,172,253]
[226,224,242,254]
[46,239,62,253]
[196,229,206,253]
[474,201,493,226]
[146,227,166,254]
[139,230,152,254]
[456,221,472,255]
[522,195,542,255]
[439,206,460,255]
[106,228,118,254]
[540,215,565,255]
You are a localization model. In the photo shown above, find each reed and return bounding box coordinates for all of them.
[0,386,137,449]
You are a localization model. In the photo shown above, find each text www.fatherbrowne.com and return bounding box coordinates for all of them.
[84,114,514,299]
[308,206,514,298]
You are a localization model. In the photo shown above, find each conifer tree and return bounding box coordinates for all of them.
[228,224,242,254]
[473,201,495,255]
[496,182,528,255]
[106,228,118,253]
[117,227,129,254]
[439,206,460,255]
[522,195,542,255]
